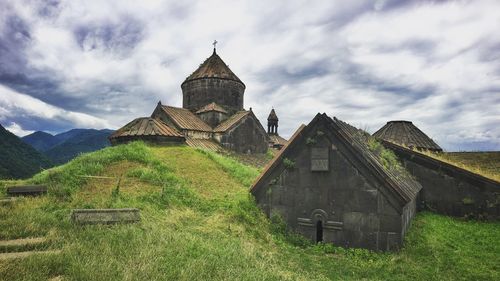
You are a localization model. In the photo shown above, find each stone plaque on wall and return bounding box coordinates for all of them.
[311,147,329,171]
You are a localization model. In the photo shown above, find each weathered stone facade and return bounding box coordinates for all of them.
[182,78,245,114]
[197,110,229,128]
[382,141,500,220]
[251,114,422,251]
[214,114,268,153]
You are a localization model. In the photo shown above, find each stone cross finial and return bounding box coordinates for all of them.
[213,40,218,49]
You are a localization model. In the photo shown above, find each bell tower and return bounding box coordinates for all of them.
[267,109,278,134]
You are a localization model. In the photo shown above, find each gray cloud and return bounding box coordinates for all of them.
[0,0,498,150]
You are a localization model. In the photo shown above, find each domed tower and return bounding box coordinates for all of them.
[181,48,245,114]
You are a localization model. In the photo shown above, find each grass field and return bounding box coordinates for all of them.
[0,142,499,280]
[415,150,500,182]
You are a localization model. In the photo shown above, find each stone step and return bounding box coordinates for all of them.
[6,185,47,196]
[0,250,60,260]
[0,237,48,253]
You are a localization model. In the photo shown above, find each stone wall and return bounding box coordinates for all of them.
[382,141,500,220]
[253,122,415,251]
[182,78,245,113]
[214,115,268,154]
[197,111,228,128]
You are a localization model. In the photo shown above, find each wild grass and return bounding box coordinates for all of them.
[0,142,498,280]
[196,148,260,187]
[412,150,500,182]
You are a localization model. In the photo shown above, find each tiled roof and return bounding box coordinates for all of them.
[185,138,224,151]
[269,134,287,146]
[251,114,422,206]
[213,110,250,132]
[110,118,182,139]
[196,102,228,114]
[161,106,212,132]
[373,121,442,152]
[267,109,278,121]
[183,49,243,84]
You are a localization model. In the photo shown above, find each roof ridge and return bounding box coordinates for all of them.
[251,114,422,208]
[213,110,251,132]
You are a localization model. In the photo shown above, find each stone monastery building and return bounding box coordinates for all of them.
[110,48,287,152]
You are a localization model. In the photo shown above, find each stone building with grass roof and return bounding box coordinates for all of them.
[251,113,422,251]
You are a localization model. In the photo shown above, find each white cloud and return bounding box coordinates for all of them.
[0,85,112,129]
[4,122,34,137]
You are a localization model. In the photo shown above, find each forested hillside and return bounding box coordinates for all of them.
[0,124,52,179]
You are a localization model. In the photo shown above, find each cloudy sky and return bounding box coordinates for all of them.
[0,0,499,151]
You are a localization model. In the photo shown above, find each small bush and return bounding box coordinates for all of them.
[283,158,295,169]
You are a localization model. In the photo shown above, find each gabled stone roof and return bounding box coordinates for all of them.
[251,113,422,208]
[110,118,183,139]
[183,49,243,85]
[213,110,251,133]
[160,106,212,132]
[195,102,228,114]
[373,121,442,152]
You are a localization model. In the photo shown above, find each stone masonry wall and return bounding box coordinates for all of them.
[214,115,268,154]
[253,123,413,251]
[383,141,500,220]
[182,78,244,113]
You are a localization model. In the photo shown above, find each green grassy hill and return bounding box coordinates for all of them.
[0,142,499,280]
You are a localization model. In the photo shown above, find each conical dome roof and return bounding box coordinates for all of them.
[373,121,442,152]
[183,49,243,85]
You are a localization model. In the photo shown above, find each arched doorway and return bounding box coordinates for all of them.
[316,220,323,243]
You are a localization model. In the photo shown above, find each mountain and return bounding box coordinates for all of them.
[0,124,53,179]
[44,129,114,164]
[21,131,59,151]
[22,128,114,165]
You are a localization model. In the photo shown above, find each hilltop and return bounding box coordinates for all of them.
[0,124,52,179]
[0,142,499,280]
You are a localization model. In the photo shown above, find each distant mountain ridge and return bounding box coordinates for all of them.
[0,124,53,179]
[22,128,114,164]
